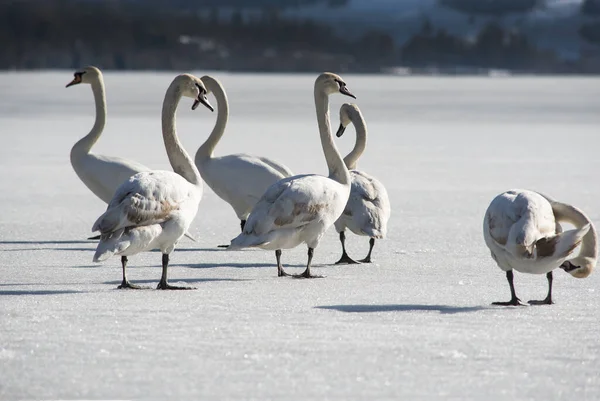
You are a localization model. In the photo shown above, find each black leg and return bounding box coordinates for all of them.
[295,247,325,279]
[492,270,525,306]
[528,271,554,305]
[87,234,101,240]
[359,238,375,263]
[156,254,195,290]
[334,231,360,265]
[276,249,290,277]
[117,256,147,289]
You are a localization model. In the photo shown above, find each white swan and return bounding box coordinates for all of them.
[66,66,150,204]
[228,72,357,278]
[91,74,214,290]
[194,75,293,235]
[332,103,391,265]
[484,189,598,305]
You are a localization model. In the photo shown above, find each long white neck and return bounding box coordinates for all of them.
[343,112,367,170]
[195,76,228,164]
[162,82,202,187]
[551,201,598,260]
[314,89,350,186]
[71,77,106,159]
[538,192,598,276]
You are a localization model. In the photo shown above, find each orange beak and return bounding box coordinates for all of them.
[66,74,82,88]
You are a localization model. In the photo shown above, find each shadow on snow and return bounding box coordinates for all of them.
[315,304,487,314]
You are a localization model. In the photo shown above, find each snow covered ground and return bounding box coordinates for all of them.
[1,71,599,400]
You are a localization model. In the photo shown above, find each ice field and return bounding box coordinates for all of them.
[1,71,599,400]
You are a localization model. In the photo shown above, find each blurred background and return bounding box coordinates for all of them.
[2,0,600,74]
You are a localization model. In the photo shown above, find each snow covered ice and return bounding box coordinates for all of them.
[1,71,599,400]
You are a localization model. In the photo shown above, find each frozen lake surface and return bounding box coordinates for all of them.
[1,71,599,400]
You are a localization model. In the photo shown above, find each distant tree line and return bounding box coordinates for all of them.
[0,0,594,73]
[580,0,600,46]
[401,19,561,72]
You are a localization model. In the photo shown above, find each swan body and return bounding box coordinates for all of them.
[67,66,150,204]
[332,103,391,264]
[484,189,598,305]
[92,74,214,290]
[195,76,293,231]
[228,72,357,278]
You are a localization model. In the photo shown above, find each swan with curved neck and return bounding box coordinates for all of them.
[333,103,391,265]
[483,189,597,305]
[91,74,213,290]
[228,72,356,278]
[66,66,151,204]
[194,75,293,238]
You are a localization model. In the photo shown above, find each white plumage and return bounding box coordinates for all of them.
[228,72,357,278]
[92,74,214,290]
[483,189,598,305]
[332,103,391,264]
[67,66,150,204]
[194,75,293,234]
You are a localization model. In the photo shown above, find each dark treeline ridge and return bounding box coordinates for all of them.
[0,0,595,73]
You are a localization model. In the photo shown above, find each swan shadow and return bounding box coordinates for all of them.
[0,240,94,245]
[173,262,306,269]
[315,304,487,314]
[102,277,249,285]
[0,290,85,296]
[1,247,95,252]
[170,248,231,253]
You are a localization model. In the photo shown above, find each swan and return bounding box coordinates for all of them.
[332,103,391,265]
[91,74,214,290]
[228,72,356,278]
[483,189,598,305]
[66,66,151,204]
[194,75,293,236]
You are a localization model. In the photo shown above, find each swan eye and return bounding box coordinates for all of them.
[195,83,206,95]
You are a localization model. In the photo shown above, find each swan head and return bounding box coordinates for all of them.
[173,74,214,112]
[561,256,596,278]
[66,66,102,88]
[316,72,356,99]
[336,103,361,137]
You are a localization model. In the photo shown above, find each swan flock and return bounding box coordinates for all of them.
[66,66,597,303]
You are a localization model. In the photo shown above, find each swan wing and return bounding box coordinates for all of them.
[343,170,391,237]
[92,171,193,234]
[255,155,294,178]
[244,174,336,235]
[201,154,293,213]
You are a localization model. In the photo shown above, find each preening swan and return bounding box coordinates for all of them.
[66,66,150,204]
[333,103,391,264]
[194,75,293,236]
[91,74,214,290]
[228,72,356,278]
[484,189,598,305]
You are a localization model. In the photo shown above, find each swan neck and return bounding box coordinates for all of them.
[344,113,367,170]
[162,83,202,187]
[71,77,106,157]
[314,90,350,186]
[546,198,599,276]
[195,77,229,164]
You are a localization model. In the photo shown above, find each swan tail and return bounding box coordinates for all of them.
[360,226,386,239]
[228,232,270,251]
[535,224,590,260]
[184,232,197,242]
[92,228,130,262]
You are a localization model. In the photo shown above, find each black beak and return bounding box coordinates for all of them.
[561,261,578,273]
[192,94,214,111]
[336,124,346,137]
[339,85,356,99]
